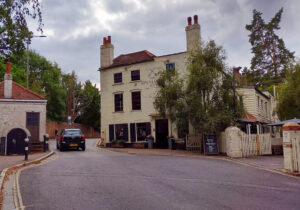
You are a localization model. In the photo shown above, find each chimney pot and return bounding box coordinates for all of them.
[108,36,111,44]
[6,62,11,74]
[187,17,192,25]
[103,37,106,45]
[193,15,198,24]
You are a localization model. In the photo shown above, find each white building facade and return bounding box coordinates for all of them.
[0,62,47,155]
[100,15,200,147]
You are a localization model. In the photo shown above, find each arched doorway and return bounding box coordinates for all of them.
[7,128,27,155]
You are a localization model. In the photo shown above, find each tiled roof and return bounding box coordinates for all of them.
[0,81,45,100]
[101,50,155,70]
[245,113,258,122]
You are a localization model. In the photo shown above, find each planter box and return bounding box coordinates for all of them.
[111,143,125,148]
[130,143,147,149]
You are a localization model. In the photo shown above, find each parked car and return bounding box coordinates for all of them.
[56,129,85,151]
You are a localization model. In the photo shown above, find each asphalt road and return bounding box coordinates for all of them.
[19,139,300,210]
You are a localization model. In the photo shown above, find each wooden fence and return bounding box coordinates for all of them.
[291,137,300,172]
[241,133,272,157]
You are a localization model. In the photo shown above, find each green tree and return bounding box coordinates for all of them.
[62,71,80,121]
[0,56,26,86]
[246,8,294,87]
[75,81,100,130]
[154,69,187,136]
[154,40,244,135]
[186,41,244,133]
[0,0,43,59]
[277,64,300,120]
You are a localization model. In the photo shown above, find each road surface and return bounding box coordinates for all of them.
[18,139,300,210]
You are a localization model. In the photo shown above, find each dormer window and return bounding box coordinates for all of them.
[114,73,122,83]
[166,63,175,71]
[131,70,140,81]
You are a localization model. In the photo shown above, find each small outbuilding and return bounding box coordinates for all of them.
[0,62,47,155]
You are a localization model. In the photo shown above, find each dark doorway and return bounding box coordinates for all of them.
[155,119,169,148]
[26,112,40,142]
[7,128,27,155]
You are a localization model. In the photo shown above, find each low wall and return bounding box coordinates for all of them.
[46,122,100,139]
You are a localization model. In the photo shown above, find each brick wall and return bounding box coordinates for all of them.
[46,121,100,139]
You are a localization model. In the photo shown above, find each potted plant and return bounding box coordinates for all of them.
[146,135,154,149]
[111,139,126,148]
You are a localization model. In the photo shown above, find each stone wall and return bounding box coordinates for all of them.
[0,100,46,142]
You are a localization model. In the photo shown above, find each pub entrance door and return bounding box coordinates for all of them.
[155,119,169,149]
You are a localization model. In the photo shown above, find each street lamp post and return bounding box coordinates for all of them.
[26,35,47,88]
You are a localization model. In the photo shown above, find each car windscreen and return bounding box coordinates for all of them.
[64,130,82,135]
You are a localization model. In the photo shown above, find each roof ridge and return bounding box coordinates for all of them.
[118,50,156,57]
[12,81,45,100]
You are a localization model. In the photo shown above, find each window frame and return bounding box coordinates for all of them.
[114,72,122,84]
[131,91,141,110]
[131,70,140,81]
[136,123,147,141]
[114,93,123,112]
[166,63,175,71]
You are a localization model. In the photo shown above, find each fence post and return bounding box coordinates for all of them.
[256,134,260,155]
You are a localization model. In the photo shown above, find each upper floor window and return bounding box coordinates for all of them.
[132,91,141,110]
[114,73,122,83]
[114,93,123,112]
[166,63,175,71]
[257,96,260,107]
[261,100,263,110]
[131,70,140,81]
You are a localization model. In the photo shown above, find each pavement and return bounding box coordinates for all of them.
[0,151,52,173]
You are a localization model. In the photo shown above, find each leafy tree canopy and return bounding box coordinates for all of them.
[277,64,300,120]
[0,0,43,59]
[154,40,244,134]
[246,7,294,87]
[75,80,100,130]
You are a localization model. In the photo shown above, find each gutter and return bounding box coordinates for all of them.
[0,99,47,103]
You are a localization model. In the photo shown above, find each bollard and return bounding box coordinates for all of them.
[43,134,49,152]
[24,137,29,160]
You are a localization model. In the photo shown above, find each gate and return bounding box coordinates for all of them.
[186,134,202,151]
[291,137,300,172]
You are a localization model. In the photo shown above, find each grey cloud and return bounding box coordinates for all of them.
[27,0,300,87]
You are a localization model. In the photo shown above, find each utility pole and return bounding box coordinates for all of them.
[233,66,242,120]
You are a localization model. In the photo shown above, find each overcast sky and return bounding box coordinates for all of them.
[28,0,300,89]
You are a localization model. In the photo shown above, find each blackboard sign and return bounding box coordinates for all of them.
[203,134,218,155]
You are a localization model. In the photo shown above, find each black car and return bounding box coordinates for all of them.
[56,129,85,151]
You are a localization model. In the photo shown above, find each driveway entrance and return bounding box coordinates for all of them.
[7,128,26,155]
[155,119,168,148]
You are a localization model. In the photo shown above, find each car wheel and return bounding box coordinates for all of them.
[82,146,85,151]
[59,145,64,151]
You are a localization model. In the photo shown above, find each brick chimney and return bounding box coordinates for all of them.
[185,15,201,52]
[4,62,12,99]
[100,35,114,68]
